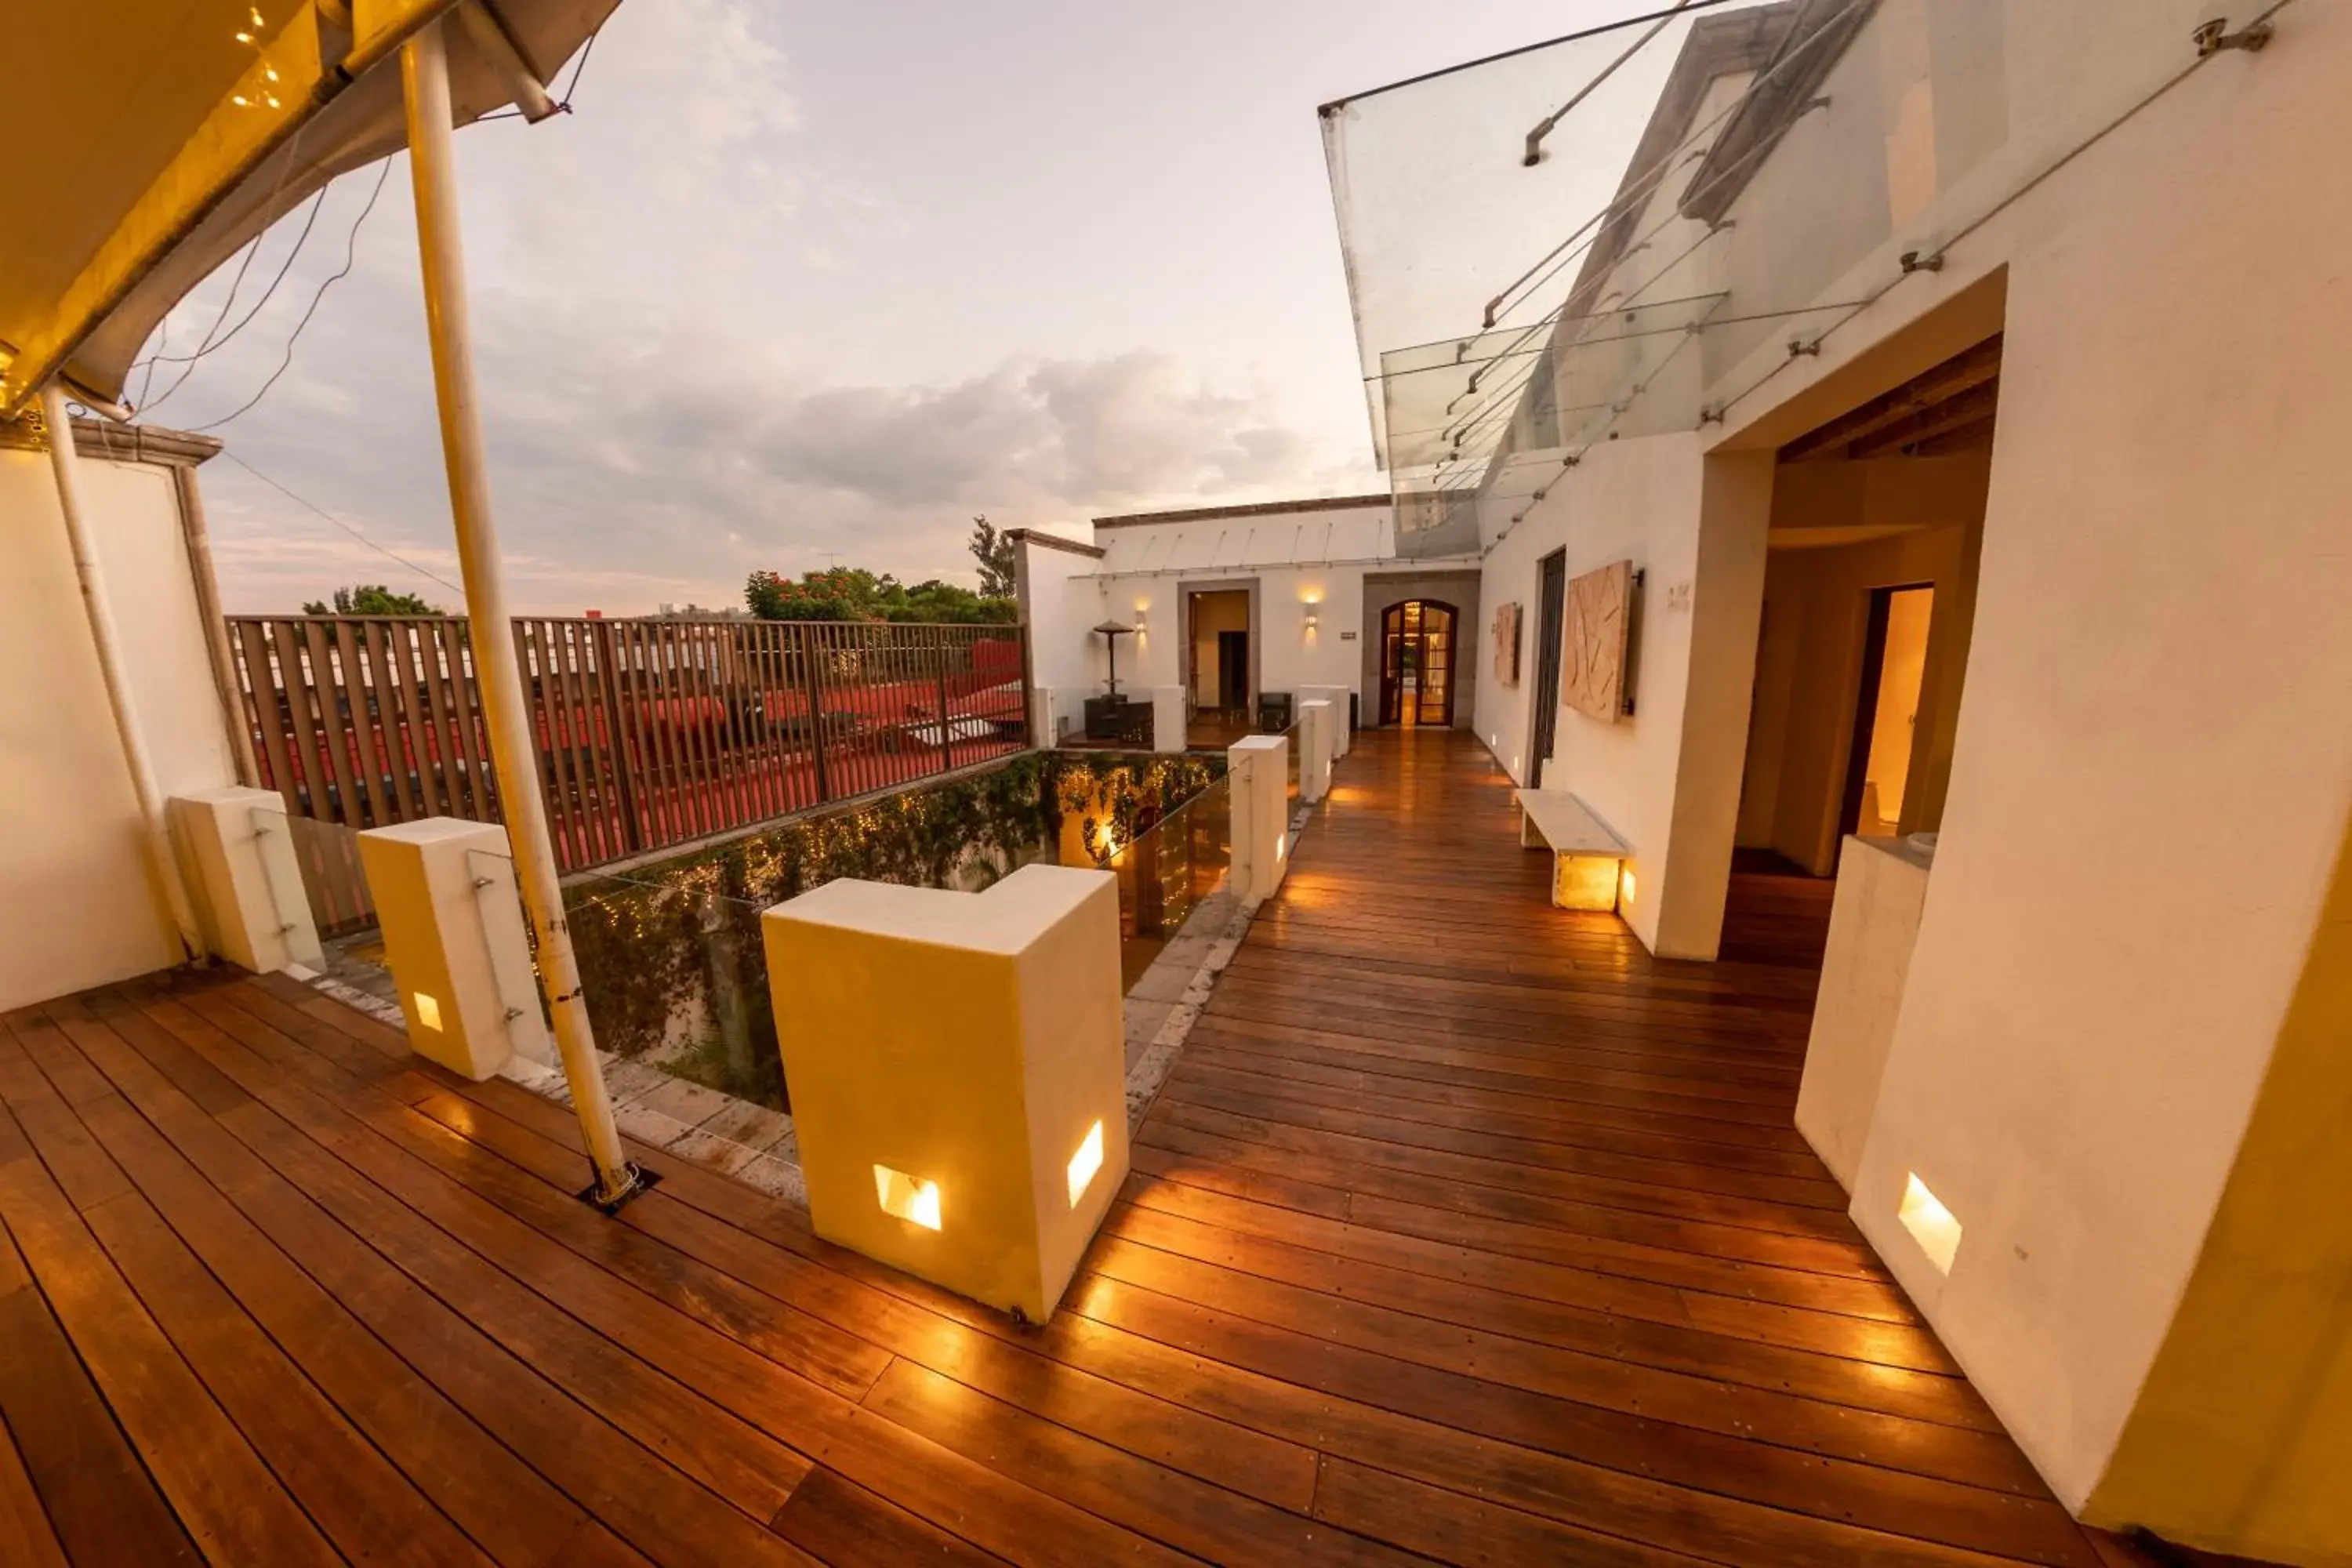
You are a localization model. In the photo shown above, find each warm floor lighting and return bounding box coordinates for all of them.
[413,992,442,1031]
[874,1163,943,1231]
[1897,1172,1962,1274]
[1066,1120,1105,1207]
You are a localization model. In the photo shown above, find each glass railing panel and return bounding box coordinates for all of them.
[1104,773,1235,990]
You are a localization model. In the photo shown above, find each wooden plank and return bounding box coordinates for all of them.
[333,619,397,828]
[0,1404,69,1568]
[590,622,646,855]
[520,622,581,868]
[550,622,610,863]
[82,1188,495,1567]
[768,1465,1010,1566]
[440,619,493,818]
[234,620,299,810]
[0,1105,341,1566]
[0,1211,196,1566]
[300,620,366,829]
[43,996,593,1568]
[385,619,444,818]
[107,988,818,1568]
[363,621,422,822]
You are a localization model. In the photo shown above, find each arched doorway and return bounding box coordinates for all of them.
[1379,599,1457,726]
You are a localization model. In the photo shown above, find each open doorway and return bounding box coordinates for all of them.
[1840,585,1934,840]
[1186,590,1250,723]
[1380,599,1457,726]
[1529,550,1567,786]
[1734,330,2000,876]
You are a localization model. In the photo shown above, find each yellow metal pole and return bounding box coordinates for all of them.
[400,18,638,1205]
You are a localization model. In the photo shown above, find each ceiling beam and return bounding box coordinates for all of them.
[1846,379,2001,460]
[1780,332,2004,461]
[1905,412,2000,459]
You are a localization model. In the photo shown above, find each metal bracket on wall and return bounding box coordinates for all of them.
[2193,17,2273,56]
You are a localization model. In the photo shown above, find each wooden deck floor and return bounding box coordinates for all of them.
[0,728,2140,1566]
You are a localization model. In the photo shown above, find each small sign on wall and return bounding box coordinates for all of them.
[1339,630,1358,641]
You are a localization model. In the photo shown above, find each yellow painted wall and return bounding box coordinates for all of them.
[2082,817,2352,1563]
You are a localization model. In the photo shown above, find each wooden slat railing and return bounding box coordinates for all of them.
[227,615,1033,875]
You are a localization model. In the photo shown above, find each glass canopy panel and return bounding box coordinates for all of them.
[1330,0,2221,526]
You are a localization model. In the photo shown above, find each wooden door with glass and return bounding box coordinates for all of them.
[1378,599,1457,726]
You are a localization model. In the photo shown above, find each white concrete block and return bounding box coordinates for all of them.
[1796,836,1933,1190]
[1300,701,1333,804]
[763,863,1127,1320]
[169,787,321,973]
[1300,684,1351,759]
[1228,734,1291,904]
[357,817,552,1080]
[1149,686,1187,753]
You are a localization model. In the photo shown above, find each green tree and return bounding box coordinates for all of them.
[301,583,444,615]
[744,566,1017,624]
[970,514,1017,597]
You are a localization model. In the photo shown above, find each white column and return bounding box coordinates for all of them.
[1301,684,1351,759]
[1227,733,1290,904]
[401,20,634,1202]
[41,385,205,964]
[1149,685,1187,753]
[1031,684,1060,749]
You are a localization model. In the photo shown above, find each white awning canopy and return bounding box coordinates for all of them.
[0,0,615,417]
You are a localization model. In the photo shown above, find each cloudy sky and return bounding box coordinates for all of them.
[151,0,1629,615]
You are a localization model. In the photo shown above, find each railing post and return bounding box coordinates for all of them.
[798,624,831,803]
[591,619,644,855]
[1019,622,1038,750]
[935,633,956,776]
[1228,732,1291,904]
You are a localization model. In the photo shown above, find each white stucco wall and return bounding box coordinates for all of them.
[1344,0,2352,1526]
[1012,528,1107,740]
[1475,434,1766,958]
[1041,503,1478,724]
[1830,7,2352,1510]
[0,445,239,1010]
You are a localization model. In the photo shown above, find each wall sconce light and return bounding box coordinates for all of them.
[874,1163,944,1232]
[412,993,443,1032]
[1897,1172,1962,1273]
[1619,867,1637,905]
[1303,610,1319,631]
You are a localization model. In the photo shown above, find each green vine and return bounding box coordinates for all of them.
[561,750,1222,1109]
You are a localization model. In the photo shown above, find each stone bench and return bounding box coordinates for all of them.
[1514,789,1630,911]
